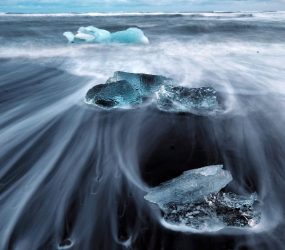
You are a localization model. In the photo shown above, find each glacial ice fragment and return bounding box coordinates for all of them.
[63,32,75,43]
[144,165,261,231]
[156,85,219,113]
[78,26,111,43]
[106,71,174,96]
[63,26,149,44]
[85,80,141,108]
[111,28,149,44]
[145,165,232,210]
[85,71,174,109]
[85,71,221,113]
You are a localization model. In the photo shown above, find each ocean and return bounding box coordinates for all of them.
[1,12,285,250]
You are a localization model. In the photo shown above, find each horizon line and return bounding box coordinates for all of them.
[1,10,283,15]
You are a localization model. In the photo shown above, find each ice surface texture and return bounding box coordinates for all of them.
[106,71,174,96]
[156,85,219,113]
[144,165,261,231]
[85,71,219,114]
[145,165,232,209]
[85,72,173,108]
[85,80,141,108]
[63,26,149,44]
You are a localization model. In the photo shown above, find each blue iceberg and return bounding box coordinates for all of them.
[144,165,261,231]
[63,26,149,44]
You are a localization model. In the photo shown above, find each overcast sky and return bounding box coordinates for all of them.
[1,0,285,13]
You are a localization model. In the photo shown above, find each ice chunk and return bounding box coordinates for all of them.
[156,85,219,113]
[106,71,174,96]
[145,165,232,210]
[111,28,149,44]
[144,165,261,231]
[63,32,75,43]
[79,26,111,43]
[85,71,221,112]
[162,192,260,230]
[63,26,109,43]
[74,32,95,42]
[63,26,149,44]
[85,80,141,109]
[85,72,174,109]
[64,30,96,43]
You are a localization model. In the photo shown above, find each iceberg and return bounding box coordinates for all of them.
[85,71,220,113]
[144,165,261,231]
[156,85,219,113]
[63,26,149,44]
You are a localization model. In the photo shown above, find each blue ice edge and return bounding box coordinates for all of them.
[144,165,261,233]
[63,26,149,44]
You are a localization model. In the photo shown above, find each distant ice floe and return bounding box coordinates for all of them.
[63,26,149,44]
[144,165,261,232]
